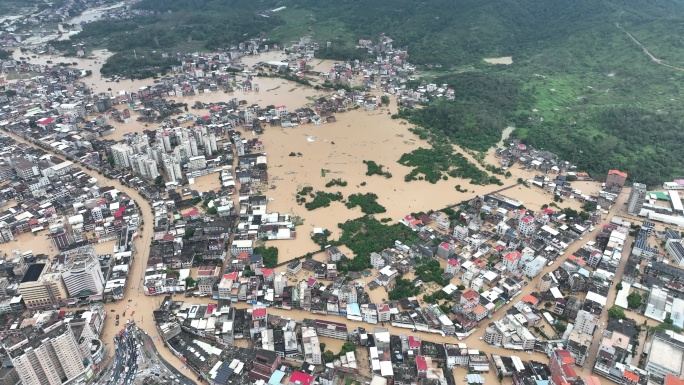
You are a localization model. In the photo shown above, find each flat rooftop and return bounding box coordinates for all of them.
[650,336,684,375]
[20,263,45,283]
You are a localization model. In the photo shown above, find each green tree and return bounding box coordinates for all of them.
[253,246,279,268]
[627,291,642,309]
[154,175,164,186]
[323,350,335,363]
[616,283,623,291]
[381,95,390,105]
[185,277,196,288]
[608,306,626,320]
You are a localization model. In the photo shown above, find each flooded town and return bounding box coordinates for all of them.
[0,2,681,385]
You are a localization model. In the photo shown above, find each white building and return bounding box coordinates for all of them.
[574,310,599,335]
[60,251,106,298]
[523,256,547,278]
[9,323,92,385]
[188,155,207,171]
[110,143,133,168]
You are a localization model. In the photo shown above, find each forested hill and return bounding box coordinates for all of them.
[280,0,684,66]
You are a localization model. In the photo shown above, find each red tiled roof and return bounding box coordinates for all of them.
[289,371,314,385]
[522,294,539,305]
[416,356,427,371]
[408,335,421,348]
[608,170,628,178]
[252,307,267,318]
[623,371,639,382]
[462,289,479,299]
[665,375,684,385]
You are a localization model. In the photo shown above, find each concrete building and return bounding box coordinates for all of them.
[574,310,599,335]
[627,183,647,215]
[60,252,105,298]
[645,331,684,379]
[666,239,684,267]
[110,143,134,168]
[11,157,39,180]
[188,155,207,171]
[17,264,68,310]
[130,154,159,180]
[57,102,86,118]
[606,170,628,190]
[0,221,14,243]
[644,286,669,322]
[302,326,321,365]
[9,323,92,385]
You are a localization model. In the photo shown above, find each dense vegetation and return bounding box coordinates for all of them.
[334,216,418,272]
[388,276,420,300]
[253,246,279,268]
[345,193,386,215]
[415,258,449,286]
[363,160,392,178]
[325,179,348,188]
[51,0,280,75]
[302,191,344,211]
[398,128,502,185]
[395,73,533,151]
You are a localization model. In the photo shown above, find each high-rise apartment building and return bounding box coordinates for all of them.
[627,183,647,215]
[9,323,92,385]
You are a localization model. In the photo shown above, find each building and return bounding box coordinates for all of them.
[188,155,207,171]
[314,319,348,340]
[666,240,684,267]
[60,252,106,298]
[644,286,669,322]
[130,154,159,180]
[627,183,647,215]
[575,310,599,335]
[645,331,684,379]
[11,157,39,180]
[518,216,536,237]
[18,264,68,310]
[302,326,321,365]
[57,102,86,118]
[110,143,134,168]
[0,221,14,243]
[0,366,20,385]
[9,323,92,385]
[606,170,628,190]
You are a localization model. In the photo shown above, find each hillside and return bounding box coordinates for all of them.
[55,0,684,185]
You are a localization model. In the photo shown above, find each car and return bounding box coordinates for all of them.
[111,309,116,312]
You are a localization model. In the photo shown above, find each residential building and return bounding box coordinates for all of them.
[593,330,633,383]
[9,323,92,385]
[302,326,321,365]
[314,319,348,340]
[606,170,628,190]
[503,251,522,273]
[518,216,536,237]
[575,310,599,335]
[523,256,547,278]
[666,240,684,267]
[110,143,134,168]
[627,183,647,215]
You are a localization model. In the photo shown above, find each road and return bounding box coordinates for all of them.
[0,131,187,372]
[136,330,196,385]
